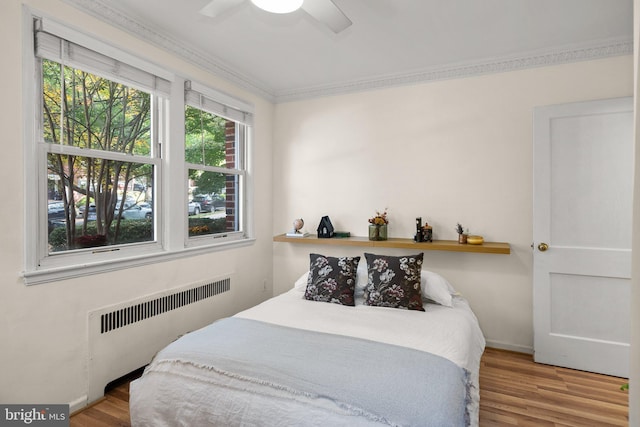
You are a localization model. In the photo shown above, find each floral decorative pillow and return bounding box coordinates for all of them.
[304,254,361,306]
[363,253,425,311]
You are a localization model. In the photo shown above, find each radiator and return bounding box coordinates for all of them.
[87,275,232,403]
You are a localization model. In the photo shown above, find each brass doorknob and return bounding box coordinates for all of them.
[537,242,549,252]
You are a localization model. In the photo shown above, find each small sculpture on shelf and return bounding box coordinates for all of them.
[317,216,334,238]
[414,217,433,242]
[292,218,304,233]
[286,218,309,237]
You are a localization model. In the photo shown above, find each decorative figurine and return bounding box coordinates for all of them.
[422,223,433,242]
[287,218,309,237]
[292,218,304,234]
[415,217,433,242]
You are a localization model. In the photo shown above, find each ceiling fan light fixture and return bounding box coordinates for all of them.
[251,0,303,14]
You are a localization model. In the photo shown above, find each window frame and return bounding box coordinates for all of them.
[184,81,253,247]
[22,11,255,285]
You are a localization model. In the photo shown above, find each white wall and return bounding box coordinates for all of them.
[0,0,274,409]
[272,55,633,353]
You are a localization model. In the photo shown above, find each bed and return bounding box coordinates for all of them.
[130,253,486,426]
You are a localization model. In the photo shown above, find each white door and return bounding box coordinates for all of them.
[533,97,633,378]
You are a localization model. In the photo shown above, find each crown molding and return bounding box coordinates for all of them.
[62,0,632,104]
[274,38,633,103]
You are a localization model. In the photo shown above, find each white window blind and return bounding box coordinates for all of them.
[184,80,254,126]
[34,19,171,96]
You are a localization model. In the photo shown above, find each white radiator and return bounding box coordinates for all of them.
[87,275,232,403]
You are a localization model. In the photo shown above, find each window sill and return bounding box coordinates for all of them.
[23,238,256,286]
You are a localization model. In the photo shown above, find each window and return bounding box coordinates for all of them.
[184,81,252,243]
[42,60,161,253]
[25,17,254,283]
[35,22,166,256]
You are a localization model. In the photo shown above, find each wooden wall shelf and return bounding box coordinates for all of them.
[273,234,510,254]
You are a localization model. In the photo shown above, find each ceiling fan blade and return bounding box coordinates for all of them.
[198,0,245,18]
[301,0,352,33]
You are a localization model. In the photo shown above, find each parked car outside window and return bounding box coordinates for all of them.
[192,194,213,213]
[77,204,97,221]
[47,202,65,220]
[212,194,225,211]
[188,201,200,216]
[119,203,152,220]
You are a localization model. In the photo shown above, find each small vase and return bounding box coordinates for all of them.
[458,233,468,244]
[369,224,388,241]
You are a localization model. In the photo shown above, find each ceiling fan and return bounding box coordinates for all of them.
[198,0,352,34]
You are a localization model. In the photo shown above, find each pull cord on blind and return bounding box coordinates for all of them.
[184,81,254,127]
[34,18,171,97]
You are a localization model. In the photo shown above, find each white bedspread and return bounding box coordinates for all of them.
[236,289,485,425]
[130,289,485,427]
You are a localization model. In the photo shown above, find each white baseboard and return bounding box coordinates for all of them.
[485,339,533,355]
[68,395,88,414]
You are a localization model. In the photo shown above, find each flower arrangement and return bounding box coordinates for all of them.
[189,225,210,235]
[455,223,469,244]
[369,209,389,226]
[368,209,388,241]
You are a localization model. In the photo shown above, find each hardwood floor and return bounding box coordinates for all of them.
[479,348,628,426]
[70,369,141,427]
[70,348,629,426]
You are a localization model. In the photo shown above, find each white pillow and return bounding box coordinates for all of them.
[421,270,457,307]
[355,261,369,298]
[294,271,309,291]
